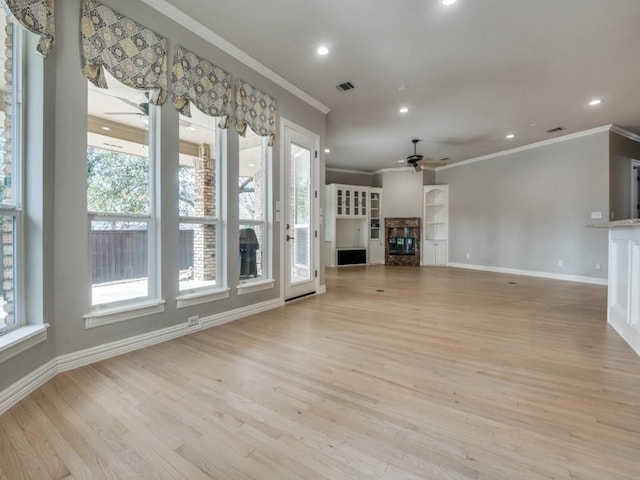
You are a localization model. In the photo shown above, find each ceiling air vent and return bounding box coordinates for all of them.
[546,126,565,133]
[336,81,355,92]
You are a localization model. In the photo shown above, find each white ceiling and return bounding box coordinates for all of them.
[161,0,640,171]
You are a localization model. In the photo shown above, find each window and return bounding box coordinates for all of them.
[178,111,223,294]
[87,72,159,307]
[0,12,23,334]
[239,129,271,283]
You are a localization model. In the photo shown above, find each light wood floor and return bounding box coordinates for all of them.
[2,266,640,480]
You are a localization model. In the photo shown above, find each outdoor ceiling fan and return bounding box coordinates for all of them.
[105,95,195,129]
[105,95,150,117]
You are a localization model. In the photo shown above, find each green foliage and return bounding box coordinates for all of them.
[87,148,198,217]
[179,165,195,216]
[87,147,149,214]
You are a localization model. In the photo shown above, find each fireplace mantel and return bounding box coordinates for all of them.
[385,217,421,266]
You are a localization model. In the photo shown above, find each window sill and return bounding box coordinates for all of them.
[0,324,49,364]
[177,288,230,308]
[237,279,275,295]
[84,299,166,329]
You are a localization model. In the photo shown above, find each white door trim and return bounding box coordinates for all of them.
[279,118,321,301]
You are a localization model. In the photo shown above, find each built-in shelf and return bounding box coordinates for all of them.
[326,184,382,267]
[423,186,449,266]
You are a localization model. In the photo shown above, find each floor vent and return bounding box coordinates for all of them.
[336,81,355,92]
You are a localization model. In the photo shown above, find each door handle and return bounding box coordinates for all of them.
[287,234,295,241]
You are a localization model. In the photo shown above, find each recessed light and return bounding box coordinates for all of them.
[399,107,409,113]
[398,85,408,92]
[442,0,457,5]
[506,134,515,139]
[317,46,329,55]
[101,126,111,131]
[324,148,331,153]
[588,98,602,106]
[248,163,256,167]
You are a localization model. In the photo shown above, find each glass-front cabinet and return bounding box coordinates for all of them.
[333,185,368,218]
[370,189,381,239]
[368,187,383,264]
[325,184,383,267]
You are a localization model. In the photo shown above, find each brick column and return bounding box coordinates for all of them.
[193,144,216,281]
[1,22,14,328]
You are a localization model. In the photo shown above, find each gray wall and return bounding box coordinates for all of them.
[609,131,640,221]
[381,170,424,219]
[0,0,326,392]
[423,169,436,185]
[325,169,373,186]
[436,131,610,278]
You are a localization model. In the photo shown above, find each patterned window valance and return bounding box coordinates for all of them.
[80,0,167,105]
[171,45,233,129]
[3,0,55,56]
[235,79,276,147]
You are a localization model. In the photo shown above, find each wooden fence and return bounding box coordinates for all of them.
[91,230,193,284]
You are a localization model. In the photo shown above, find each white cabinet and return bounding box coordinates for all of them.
[424,240,448,265]
[607,225,640,357]
[353,188,368,217]
[325,184,382,266]
[368,188,383,264]
[423,185,449,265]
[333,185,368,218]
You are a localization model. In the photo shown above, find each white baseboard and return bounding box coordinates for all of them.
[56,324,187,374]
[317,284,327,295]
[447,262,608,286]
[0,298,284,415]
[201,298,284,329]
[0,359,57,415]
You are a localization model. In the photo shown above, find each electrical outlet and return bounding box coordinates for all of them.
[558,259,564,267]
[591,211,602,220]
[187,315,199,327]
[595,263,601,270]
[466,253,471,260]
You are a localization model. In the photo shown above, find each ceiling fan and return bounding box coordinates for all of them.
[105,95,150,117]
[105,95,196,129]
[397,139,433,172]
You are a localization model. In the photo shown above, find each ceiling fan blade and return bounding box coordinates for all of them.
[114,96,146,111]
[104,111,145,115]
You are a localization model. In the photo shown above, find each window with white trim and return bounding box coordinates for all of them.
[0,11,24,335]
[178,111,224,294]
[239,129,271,282]
[87,71,159,307]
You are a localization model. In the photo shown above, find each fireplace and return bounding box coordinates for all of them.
[385,218,421,266]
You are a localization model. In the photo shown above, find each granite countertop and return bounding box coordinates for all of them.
[587,219,640,228]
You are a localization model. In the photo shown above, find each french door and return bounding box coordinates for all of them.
[282,120,319,300]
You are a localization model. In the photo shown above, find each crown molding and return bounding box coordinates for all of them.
[437,125,614,171]
[373,166,415,174]
[139,0,331,115]
[610,125,640,143]
[325,167,374,175]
